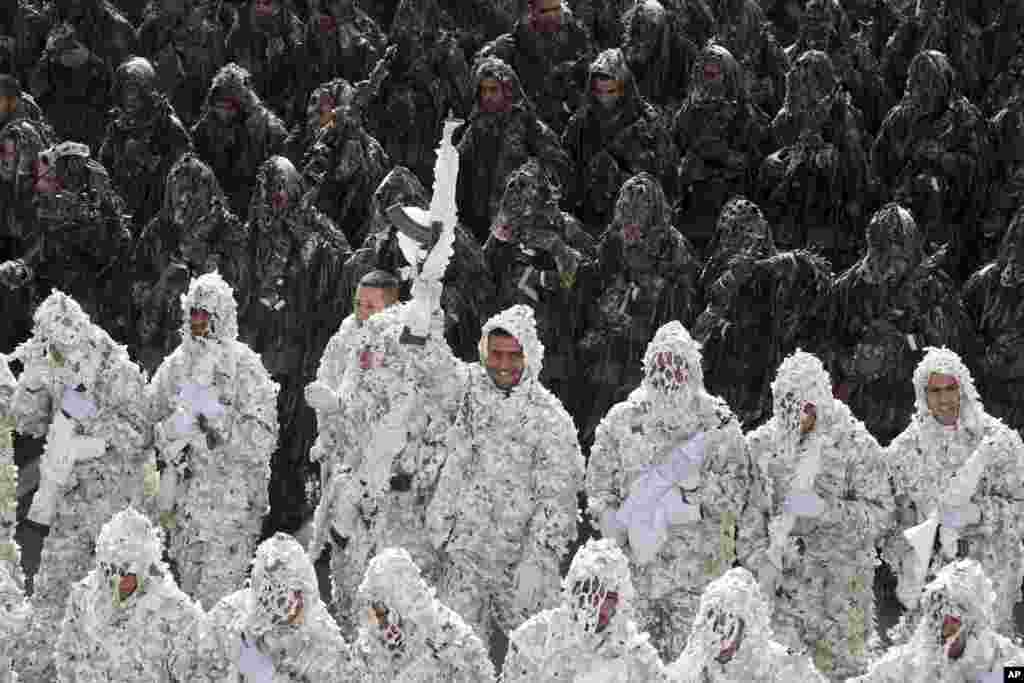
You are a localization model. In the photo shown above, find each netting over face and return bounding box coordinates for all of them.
[770,350,834,436]
[95,506,166,579]
[245,533,320,636]
[563,539,636,635]
[915,560,995,656]
[641,321,704,404]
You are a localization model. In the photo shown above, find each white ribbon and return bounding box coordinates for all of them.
[614,433,707,564]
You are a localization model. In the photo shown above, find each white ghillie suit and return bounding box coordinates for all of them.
[306,310,362,495]
[0,354,16,536]
[171,532,357,681]
[55,506,203,682]
[428,304,586,651]
[668,567,828,683]
[585,320,752,661]
[11,291,151,680]
[882,347,1024,634]
[502,538,668,682]
[351,547,495,682]
[743,350,893,679]
[148,272,279,609]
[0,539,28,683]
[309,303,461,633]
[0,355,25,683]
[849,559,1024,683]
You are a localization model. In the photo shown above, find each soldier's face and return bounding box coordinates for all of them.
[925,373,960,426]
[0,95,16,120]
[214,96,241,122]
[479,77,509,113]
[592,77,624,109]
[0,140,16,181]
[316,94,336,129]
[799,402,817,434]
[190,307,211,338]
[485,335,525,388]
[529,0,562,32]
[355,285,396,322]
[253,0,278,18]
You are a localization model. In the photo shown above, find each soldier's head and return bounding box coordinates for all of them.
[355,270,400,323]
[563,539,634,635]
[622,0,667,67]
[918,560,996,660]
[96,507,167,606]
[911,347,980,428]
[906,50,954,115]
[114,57,158,117]
[784,49,836,126]
[862,203,919,283]
[800,0,842,51]
[690,43,741,104]
[528,0,563,33]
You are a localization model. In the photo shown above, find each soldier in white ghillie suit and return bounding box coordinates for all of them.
[308,297,461,634]
[668,567,828,683]
[502,538,668,682]
[585,320,752,661]
[849,559,1024,683]
[883,347,1024,635]
[306,268,400,497]
[427,304,585,660]
[55,506,203,682]
[351,547,495,682]
[149,271,279,609]
[0,354,27,683]
[744,350,893,678]
[171,533,357,681]
[11,291,151,680]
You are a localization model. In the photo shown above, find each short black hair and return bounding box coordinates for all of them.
[358,269,400,290]
[489,327,515,338]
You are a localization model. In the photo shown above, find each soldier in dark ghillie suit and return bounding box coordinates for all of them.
[455,57,571,243]
[576,172,700,447]
[962,206,1024,434]
[240,155,351,533]
[693,196,832,428]
[129,153,249,374]
[476,0,594,136]
[872,50,988,282]
[483,157,593,408]
[98,56,193,229]
[562,48,674,236]
[190,62,288,217]
[673,43,771,258]
[826,202,969,445]
[759,50,869,273]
